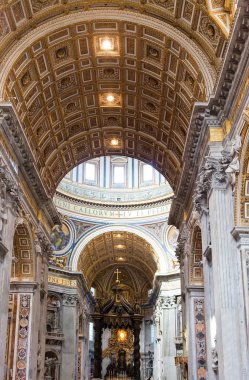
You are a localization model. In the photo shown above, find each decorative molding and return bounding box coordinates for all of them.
[193,135,241,214]
[163,295,177,308]
[0,105,60,226]
[0,154,21,215]
[48,276,77,288]
[231,227,249,246]
[10,281,38,293]
[35,227,52,257]
[57,179,172,205]
[193,297,207,380]
[15,294,32,380]
[203,245,212,263]
[62,294,79,307]
[169,4,249,226]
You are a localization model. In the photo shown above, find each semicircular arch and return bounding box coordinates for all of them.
[70,224,169,275]
[0,10,218,194]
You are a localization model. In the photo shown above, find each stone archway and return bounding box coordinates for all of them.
[70,224,169,275]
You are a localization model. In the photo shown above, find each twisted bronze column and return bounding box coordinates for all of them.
[93,315,103,378]
[133,318,141,380]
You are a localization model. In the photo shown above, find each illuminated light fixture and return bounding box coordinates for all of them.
[115,244,125,249]
[117,257,125,261]
[110,138,119,146]
[106,94,115,103]
[100,38,113,51]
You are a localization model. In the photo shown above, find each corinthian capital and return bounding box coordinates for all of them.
[62,294,79,306]
[193,136,241,213]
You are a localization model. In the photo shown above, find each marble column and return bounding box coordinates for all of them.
[9,282,38,380]
[133,318,141,380]
[161,296,178,380]
[34,232,50,380]
[152,275,181,380]
[93,315,103,379]
[0,159,20,380]
[61,294,79,380]
[194,142,248,379]
[209,179,247,378]
[186,287,206,380]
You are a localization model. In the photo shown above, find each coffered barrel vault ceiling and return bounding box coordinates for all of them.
[0,2,229,194]
[77,231,158,288]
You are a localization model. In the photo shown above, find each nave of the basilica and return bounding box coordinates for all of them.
[0,1,249,380]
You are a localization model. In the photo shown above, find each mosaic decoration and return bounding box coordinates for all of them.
[50,223,70,251]
[73,220,97,239]
[16,294,31,380]
[194,298,207,380]
[166,225,179,251]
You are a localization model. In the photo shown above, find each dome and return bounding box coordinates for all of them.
[55,156,173,206]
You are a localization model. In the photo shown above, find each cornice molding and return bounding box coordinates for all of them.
[48,267,94,304]
[55,191,173,211]
[0,103,60,226]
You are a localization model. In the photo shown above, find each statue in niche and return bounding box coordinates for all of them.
[44,356,57,379]
[154,301,162,341]
[46,295,61,333]
[133,300,142,314]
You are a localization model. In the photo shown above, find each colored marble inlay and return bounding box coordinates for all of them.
[16,294,31,380]
[194,298,207,380]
